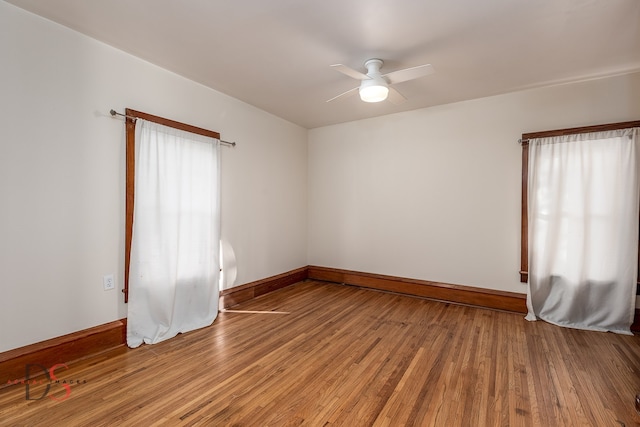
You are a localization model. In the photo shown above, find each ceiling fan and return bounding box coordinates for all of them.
[327,59,434,104]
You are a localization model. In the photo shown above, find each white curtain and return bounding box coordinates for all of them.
[526,128,640,334]
[127,120,221,348]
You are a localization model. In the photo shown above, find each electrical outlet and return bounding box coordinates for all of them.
[103,274,115,291]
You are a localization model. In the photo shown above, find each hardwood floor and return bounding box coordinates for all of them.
[1,280,639,426]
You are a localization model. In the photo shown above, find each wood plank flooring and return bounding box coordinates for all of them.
[1,280,639,426]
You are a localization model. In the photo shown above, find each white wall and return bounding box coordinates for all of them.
[0,2,308,353]
[308,72,640,296]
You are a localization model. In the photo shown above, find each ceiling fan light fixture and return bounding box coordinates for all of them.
[328,58,433,104]
[359,78,389,103]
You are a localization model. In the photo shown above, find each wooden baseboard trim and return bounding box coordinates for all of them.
[308,266,528,314]
[0,319,126,384]
[219,267,309,309]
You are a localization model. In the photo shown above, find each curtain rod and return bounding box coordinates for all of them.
[109,110,236,147]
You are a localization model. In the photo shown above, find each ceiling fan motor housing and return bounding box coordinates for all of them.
[359,59,389,102]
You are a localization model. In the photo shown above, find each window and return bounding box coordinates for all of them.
[520,120,640,297]
[123,108,221,302]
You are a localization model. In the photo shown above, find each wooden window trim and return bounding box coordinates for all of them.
[519,120,640,287]
[124,108,220,302]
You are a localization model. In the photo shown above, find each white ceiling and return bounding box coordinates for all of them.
[6,0,640,129]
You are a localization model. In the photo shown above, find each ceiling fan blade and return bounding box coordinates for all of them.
[330,64,370,81]
[387,87,407,105]
[326,86,359,103]
[384,64,434,84]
